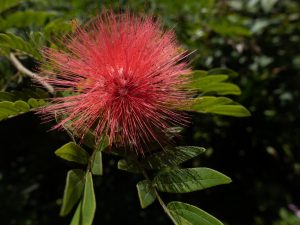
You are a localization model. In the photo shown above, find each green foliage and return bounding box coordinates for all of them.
[55,142,90,165]
[0,88,48,121]
[189,96,251,117]
[273,208,300,225]
[60,169,85,216]
[81,172,96,225]
[91,150,102,175]
[117,158,141,174]
[70,201,83,225]
[153,168,231,193]
[43,18,73,39]
[168,201,223,225]
[70,172,96,225]
[118,146,206,173]
[0,33,42,59]
[0,0,21,14]
[0,88,49,101]
[142,146,206,170]
[184,70,250,117]
[0,98,45,121]
[0,10,57,31]
[136,180,156,209]
[190,71,241,95]
[207,20,251,37]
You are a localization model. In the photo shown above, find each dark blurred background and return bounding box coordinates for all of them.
[0,0,300,224]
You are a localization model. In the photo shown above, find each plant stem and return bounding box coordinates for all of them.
[9,53,55,94]
[136,160,178,225]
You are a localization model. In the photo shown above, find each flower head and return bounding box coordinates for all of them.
[40,11,191,153]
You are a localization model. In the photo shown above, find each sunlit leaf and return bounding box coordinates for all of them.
[0,101,19,117]
[153,168,231,193]
[136,180,156,208]
[27,98,39,108]
[14,100,30,112]
[55,142,90,164]
[190,71,240,95]
[60,169,85,216]
[168,201,223,225]
[188,96,251,117]
[0,97,46,121]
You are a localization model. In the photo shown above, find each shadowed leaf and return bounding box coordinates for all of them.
[143,146,205,170]
[136,180,156,208]
[117,159,141,174]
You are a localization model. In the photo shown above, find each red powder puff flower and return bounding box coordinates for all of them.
[40,11,192,153]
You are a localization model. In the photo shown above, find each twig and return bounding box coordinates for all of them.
[133,157,178,225]
[141,169,179,225]
[9,53,55,94]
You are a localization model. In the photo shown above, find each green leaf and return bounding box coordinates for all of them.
[189,96,251,117]
[208,20,251,37]
[70,173,96,225]
[55,142,90,164]
[190,72,241,95]
[27,98,39,108]
[91,150,102,175]
[0,88,49,101]
[0,10,57,31]
[0,33,41,60]
[136,180,156,208]
[196,82,241,95]
[166,126,184,134]
[14,100,30,112]
[91,137,109,175]
[117,159,141,174]
[192,74,229,86]
[97,136,110,151]
[0,92,15,101]
[0,101,19,118]
[29,31,45,50]
[60,169,85,216]
[208,68,238,77]
[153,168,231,193]
[0,98,43,121]
[191,70,208,78]
[44,18,73,38]
[0,0,21,14]
[168,201,223,225]
[82,172,96,225]
[142,146,206,170]
[70,200,83,225]
[81,130,96,149]
[207,104,251,117]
